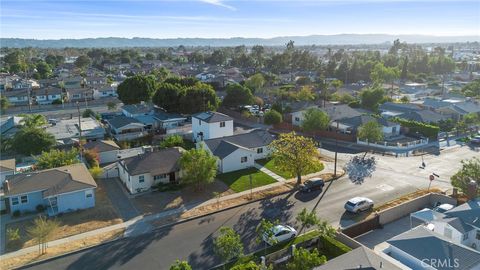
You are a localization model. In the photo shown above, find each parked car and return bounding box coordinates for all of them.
[262,225,297,245]
[470,136,480,145]
[299,178,325,193]
[434,203,454,213]
[344,197,374,213]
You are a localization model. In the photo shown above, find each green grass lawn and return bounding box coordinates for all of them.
[216,168,277,193]
[256,158,324,179]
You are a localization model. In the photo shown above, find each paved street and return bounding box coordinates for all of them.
[24,146,478,270]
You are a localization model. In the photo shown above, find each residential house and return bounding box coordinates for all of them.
[192,111,234,142]
[118,148,182,194]
[93,85,117,99]
[45,117,105,144]
[85,76,107,87]
[66,88,94,102]
[379,102,423,118]
[422,98,480,120]
[315,246,404,270]
[62,76,84,89]
[11,78,38,90]
[106,115,146,141]
[199,129,274,173]
[337,115,400,138]
[0,159,15,186]
[291,104,363,127]
[32,87,63,105]
[385,226,480,270]
[153,111,188,134]
[83,140,121,165]
[3,163,97,216]
[2,89,30,105]
[0,116,23,139]
[397,110,450,124]
[38,78,59,88]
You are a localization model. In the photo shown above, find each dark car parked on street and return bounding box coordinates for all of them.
[299,178,325,193]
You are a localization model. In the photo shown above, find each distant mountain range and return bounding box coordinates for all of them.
[2,34,479,48]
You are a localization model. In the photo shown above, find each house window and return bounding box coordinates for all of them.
[11,197,19,205]
[139,175,145,183]
[257,148,263,154]
[20,195,28,204]
[295,117,300,122]
[154,174,166,180]
[73,94,81,98]
[444,228,453,239]
[241,156,248,163]
[85,190,93,198]
[220,121,226,127]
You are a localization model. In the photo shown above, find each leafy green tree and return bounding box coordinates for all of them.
[36,149,79,170]
[180,82,219,114]
[400,96,410,103]
[159,135,184,149]
[117,75,156,105]
[295,86,315,102]
[301,108,330,132]
[169,260,192,270]
[222,84,254,108]
[317,219,337,239]
[0,96,10,113]
[270,132,322,185]
[83,149,100,168]
[463,112,480,126]
[74,55,91,69]
[256,218,278,255]
[12,128,56,156]
[230,261,271,270]
[82,109,96,118]
[153,83,184,112]
[179,147,217,190]
[19,114,47,128]
[27,215,60,254]
[245,73,266,94]
[264,109,282,125]
[357,121,384,143]
[286,248,326,270]
[461,79,480,98]
[296,208,319,233]
[359,86,386,111]
[214,227,244,267]
[451,157,480,195]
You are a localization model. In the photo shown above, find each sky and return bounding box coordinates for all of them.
[1,0,479,39]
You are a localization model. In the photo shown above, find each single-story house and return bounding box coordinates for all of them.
[337,115,400,138]
[200,129,274,173]
[46,117,105,144]
[379,102,423,118]
[3,163,97,216]
[192,111,234,142]
[154,111,188,131]
[62,76,84,89]
[118,148,183,194]
[397,110,450,123]
[3,89,30,105]
[291,104,363,127]
[0,159,15,186]
[83,140,121,164]
[66,88,94,102]
[85,76,107,87]
[107,115,146,141]
[32,87,63,105]
[94,85,117,99]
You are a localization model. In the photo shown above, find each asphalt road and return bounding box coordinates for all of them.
[24,146,478,270]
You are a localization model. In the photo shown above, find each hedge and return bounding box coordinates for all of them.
[391,117,440,139]
[319,236,351,259]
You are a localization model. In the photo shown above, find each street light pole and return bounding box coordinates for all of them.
[334,121,339,177]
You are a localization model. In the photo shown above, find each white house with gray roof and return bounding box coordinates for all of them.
[199,129,274,173]
[107,115,146,141]
[192,111,233,142]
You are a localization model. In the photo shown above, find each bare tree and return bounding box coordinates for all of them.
[27,215,60,254]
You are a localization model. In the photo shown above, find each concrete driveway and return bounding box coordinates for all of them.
[100,178,140,221]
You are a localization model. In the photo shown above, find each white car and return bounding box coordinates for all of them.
[262,225,297,245]
[344,197,374,213]
[434,203,454,213]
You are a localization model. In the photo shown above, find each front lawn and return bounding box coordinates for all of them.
[256,158,324,179]
[216,168,277,193]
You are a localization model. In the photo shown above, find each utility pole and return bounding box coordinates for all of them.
[334,121,339,177]
[77,102,83,160]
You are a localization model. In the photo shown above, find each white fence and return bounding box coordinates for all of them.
[357,138,429,152]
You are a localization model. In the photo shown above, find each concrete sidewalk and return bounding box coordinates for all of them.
[1,161,337,260]
[254,163,286,182]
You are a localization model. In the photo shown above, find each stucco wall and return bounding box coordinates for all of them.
[57,189,96,213]
[9,191,44,213]
[220,148,254,173]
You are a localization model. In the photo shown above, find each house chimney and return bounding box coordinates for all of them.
[467,180,478,200]
[3,180,10,192]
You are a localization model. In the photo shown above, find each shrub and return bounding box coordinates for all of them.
[12,210,21,217]
[390,117,440,139]
[84,149,100,168]
[52,99,63,105]
[36,204,45,213]
[89,166,103,179]
[159,135,184,149]
[264,109,282,125]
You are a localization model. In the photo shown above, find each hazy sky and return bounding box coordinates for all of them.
[1,0,479,39]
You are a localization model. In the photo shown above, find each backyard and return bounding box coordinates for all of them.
[256,158,325,179]
[5,180,122,252]
[216,168,277,193]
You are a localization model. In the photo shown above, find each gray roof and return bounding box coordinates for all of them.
[379,102,423,113]
[338,115,397,129]
[193,111,232,123]
[314,246,403,270]
[4,163,97,198]
[122,104,152,115]
[387,226,480,270]
[203,129,274,159]
[422,98,450,109]
[154,111,186,121]
[33,87,63,96]
[122,148,182,176]
[398,110,449,123]
[107,115,143,129]
[83,140,120,153]
[453,102,480,114]
[445,199,480,229]
[320,104,363,121]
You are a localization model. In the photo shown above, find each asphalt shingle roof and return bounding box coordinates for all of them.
[193,111,233,123]
[398,110,449,123]
[387,226,480,270]
[107,115,143,129]
[122,148,182,176]
[4,163,97,198]
[83,140,120,153]
[122,104,152,115]
[338,115,397,129]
